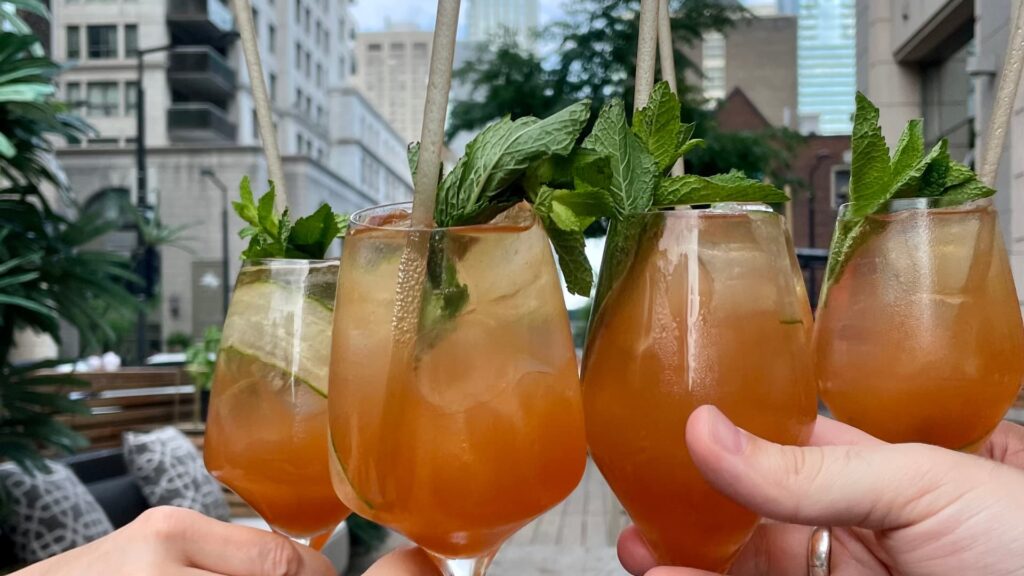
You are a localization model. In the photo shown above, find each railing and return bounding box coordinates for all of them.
[167,0,234,33]
[168,103,236,141]
[168,46,236,93]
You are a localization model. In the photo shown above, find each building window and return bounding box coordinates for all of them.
[304,52,311,77]
[316,63,322,87]
[252,109,259,140]
[124,81,137,115]
[339,56,346,78]
[297,133,304,152]
[304,95,311,116]
[831,166,851,209]
[124,24,138,58]
[268,24,276,52]
[66,26,81,60]
[295,0,301,21]
[296,88,303,108]
[66,82,82,111]
[295,42,302,69]
[368,43,382,53]
[251,7,259,32]
[87,25,118,60]
[304,8,311,33]
[86,82,119,117]
[269,72,277,102]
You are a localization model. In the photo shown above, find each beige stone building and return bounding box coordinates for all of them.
[856,0,1024,304]
[697,15,799,129]
[351,26,433,145]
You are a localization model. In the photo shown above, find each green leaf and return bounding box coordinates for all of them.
[824,217,872,288]
[233,176,260,227]
[534,188,593,296]
[0,294,54,317]
[0,131,15,159]
[848,93,893,218]
[892,139,949,198]
[435,100,591,227]
[945,160,976,188]
[632,81,682,173]
[937,179,996,207]
[551,187,614,219]
[257,185,279,237]
[678,138,705,157]
[654,171,789,206]
[582,99,658,218]
[890,119,923,184]
[408,142,420,176]
[289,204,340,258]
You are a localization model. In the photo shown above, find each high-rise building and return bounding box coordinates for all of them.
[777,0,800,15]
[467,0,539,47]
[797,0,856,135]
[50,0,412,351]
[352,27,433,144]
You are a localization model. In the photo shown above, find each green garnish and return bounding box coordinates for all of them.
[825,93,996,285]
[233,176,348,260]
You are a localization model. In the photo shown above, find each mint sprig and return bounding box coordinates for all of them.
[233,176,347,260]
[825,93,996,285]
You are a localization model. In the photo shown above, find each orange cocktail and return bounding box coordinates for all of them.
[205,260,350,545]
[583,205,817,570]
[815,198,1024,450]
[328,203,586,563]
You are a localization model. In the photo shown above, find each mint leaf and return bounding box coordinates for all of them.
[678,138,705,157]
[408,142,420,176]
[654,171,788,206]
[824,217,872,286]
[533,186,596,296]
[937,179,995,207]
[945,160,975,188]
[583,99,658,218]
[848,93,893,219]
[435,100,591,227]
[417,233,470,352]
[678,122,695,153]
[633,82,683,173]
[892,139,948,198]
[890,119,923,184]
[233,178,345,260]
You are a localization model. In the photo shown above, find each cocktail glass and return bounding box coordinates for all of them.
[582,204,817,571]
[205,259,350,548]
[814,198,1024,451]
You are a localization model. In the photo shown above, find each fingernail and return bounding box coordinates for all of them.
[707,406,747,455]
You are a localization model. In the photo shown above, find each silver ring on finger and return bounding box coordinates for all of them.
[808,526,831,576]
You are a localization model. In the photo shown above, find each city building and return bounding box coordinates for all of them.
[798,0,856,135]
[776,0,800,15]
[49,0,412,354]
[467,0,539,48]
[698,14,798,129]
[351,26,433,145]
[857,0,1024,308]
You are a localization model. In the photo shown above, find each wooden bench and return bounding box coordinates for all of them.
[58,368,198,450]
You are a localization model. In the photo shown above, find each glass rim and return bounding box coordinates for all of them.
[631,202,782,219]
[837,196,993,219]
[240,258,340,267]
[348,201,539,233]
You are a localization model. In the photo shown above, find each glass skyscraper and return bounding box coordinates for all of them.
[797,0,856,134]
[467,0,540,48]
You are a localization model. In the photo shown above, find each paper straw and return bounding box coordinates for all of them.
[410,0,461,227]
[634,0,660,112]
[980,0,1024,188]
[657,0,685,176]
[233,0,288,210]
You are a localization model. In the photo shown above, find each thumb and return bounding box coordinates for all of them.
[685,405,994,530]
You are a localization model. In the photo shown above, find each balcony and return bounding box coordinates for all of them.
[167,47,236,101]
[167,0,234,44]
[167,103,236,143]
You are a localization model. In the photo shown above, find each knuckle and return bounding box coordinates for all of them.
[260,536,302,576]
[137,506,192,539]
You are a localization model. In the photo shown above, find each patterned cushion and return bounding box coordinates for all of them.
[0,461,114,563]
[123,427,230,521]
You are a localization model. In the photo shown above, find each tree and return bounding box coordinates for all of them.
[448,0,804,184]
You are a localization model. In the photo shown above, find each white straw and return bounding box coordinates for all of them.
[657,0,685,176]
[980,0,1024,188]
[232,0,288,210]
[410,0,461,227]
[634,0,660,112]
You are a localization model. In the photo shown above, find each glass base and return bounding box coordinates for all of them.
[428,551,497,576]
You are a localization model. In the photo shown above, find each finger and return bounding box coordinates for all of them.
[981,420,1024,468]
[685,405,988,530]
[362,547,439,575]
[136,507,335,576]
[728,523,812,576]
[809,415,884,447]
[618,524,657,576]
[644,567,719,576]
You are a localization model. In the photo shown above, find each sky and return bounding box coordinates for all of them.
[350,0,565,35]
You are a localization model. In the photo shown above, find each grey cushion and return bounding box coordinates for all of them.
[123,427,230,521]
[0,461,114,563]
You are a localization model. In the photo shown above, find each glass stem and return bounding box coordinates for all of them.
[431,552,497,576]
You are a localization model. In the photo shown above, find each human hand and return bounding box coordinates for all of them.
[362,547,438,575]
[618,405,1024,575]
[14,506,336,576]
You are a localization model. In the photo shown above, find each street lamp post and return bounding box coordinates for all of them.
[807,149,832,302]
[201,168,231,320]
[134,43,173,364]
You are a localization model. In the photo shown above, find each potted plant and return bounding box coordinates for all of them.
[184,326,221,423]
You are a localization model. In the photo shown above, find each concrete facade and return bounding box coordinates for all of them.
[857,0,1024,306]
[48,0,413,354]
